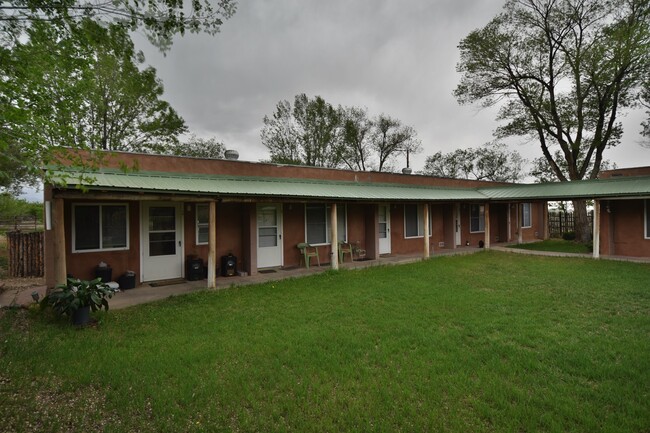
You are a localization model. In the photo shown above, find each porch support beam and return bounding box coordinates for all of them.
[542,201,550,240]
[53,198,67,286]
[330,203,339,270]
[517,203,523,244]
[593,199,601,259]
[423,204,430,258]
[484,203,490,249]
[207,200,217,288]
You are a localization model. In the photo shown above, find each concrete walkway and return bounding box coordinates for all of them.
[4,244,646,310]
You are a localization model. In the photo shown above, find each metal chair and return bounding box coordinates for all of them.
[297,243,320,268]
[338,241,353,263]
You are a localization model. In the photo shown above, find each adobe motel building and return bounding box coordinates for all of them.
[43,151,650,289]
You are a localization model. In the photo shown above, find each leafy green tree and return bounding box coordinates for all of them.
[262,94,344,168]
[166,135,226,159]
[0,19,187,193]
[1,0,236,52]
[340,106,373,171]
[261,94,422,172]
[455,0,650,241]
[423,142,524,182]
[371,114,421,172]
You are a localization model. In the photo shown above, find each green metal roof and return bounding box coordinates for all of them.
[49,168,650,202]
[478,176,650,200]
[50,168,488,201]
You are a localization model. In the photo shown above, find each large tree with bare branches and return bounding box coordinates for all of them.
[455,0,650,242]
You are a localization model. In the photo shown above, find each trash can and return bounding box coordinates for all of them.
[118,271,136,289]
[186,257,204,281]
[95,266,113,283]
[221,254,237,277]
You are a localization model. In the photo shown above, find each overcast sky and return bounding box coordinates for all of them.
[134,0,648,170]
[19,0,649,201]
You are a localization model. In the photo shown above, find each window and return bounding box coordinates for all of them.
[196,204,209,245]
[404,204,432,238]
[73,204,128,252]
[521,203,532,228]
[470,204,485,233]
[646,200,650,239]
[305,204,346,245]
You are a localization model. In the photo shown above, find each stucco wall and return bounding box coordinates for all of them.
[600,199,650,257]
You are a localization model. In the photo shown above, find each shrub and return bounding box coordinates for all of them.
[562,231,576,241]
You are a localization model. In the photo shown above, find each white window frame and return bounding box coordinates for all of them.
[72,203,129,253]
[521,203,532,228]
[470,204,485,233]
[645,200,650,239]
[304,204,347,246]
[403,204,433,239]
[196,203,209,245]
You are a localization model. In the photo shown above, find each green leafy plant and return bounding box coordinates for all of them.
[43,277,116,317]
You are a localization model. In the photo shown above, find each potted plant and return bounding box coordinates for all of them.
[43,277,116,326]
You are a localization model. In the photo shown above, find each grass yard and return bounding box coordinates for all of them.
[1,251,649,432]
[507,238,592,254]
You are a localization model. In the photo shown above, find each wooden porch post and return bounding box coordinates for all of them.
[423,204,430,258]
[593,200,600,259]
[330,203,339,270]
[484,203,491,249]
[53,197,67,286]
[507,203,512,242]
[207,200,217,288]
[517,203,523,244]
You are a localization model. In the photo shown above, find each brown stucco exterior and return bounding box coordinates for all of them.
[599,199,650,257]
[43,152,650,289]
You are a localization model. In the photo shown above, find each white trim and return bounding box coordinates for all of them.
[521,203,532,228]
[645,199,650,239]
[195,203,209,245]
[403,204,433,239]
[304,204,347,245]
[71,203,130,253]
[469,204,485,233]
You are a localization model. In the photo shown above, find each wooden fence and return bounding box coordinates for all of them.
[548,212,593,238]
[0,215,42,232]
[6,231,44,277]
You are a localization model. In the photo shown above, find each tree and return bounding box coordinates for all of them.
[423,142,524,182]
[0,19,187,193]
[166,135,226,159]
[370,114,421,172]
[530,152,616,183]
[1,0,236,52]
[455,0,650,242]
[261,94,422,172]
[340,106,374,171]
[262,94,344,168]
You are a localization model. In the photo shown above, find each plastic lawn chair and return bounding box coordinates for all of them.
[338,241,353,263]
[297,243,320,268]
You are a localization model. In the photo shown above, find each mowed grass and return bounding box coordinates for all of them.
[1,251,649,432]
[508,238,592,254]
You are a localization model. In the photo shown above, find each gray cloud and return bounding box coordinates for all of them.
[136,0,649,172]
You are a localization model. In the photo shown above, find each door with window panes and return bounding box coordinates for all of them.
[141,202,183,282]
[257,204,283,268]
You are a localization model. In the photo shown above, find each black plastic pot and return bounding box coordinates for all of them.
[72,305,91,327]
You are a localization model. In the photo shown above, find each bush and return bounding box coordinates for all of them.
[562,231,576,241]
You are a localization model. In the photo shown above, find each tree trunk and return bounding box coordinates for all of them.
[573,199,591,243]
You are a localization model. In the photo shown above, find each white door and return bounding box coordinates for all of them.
[378,205,391,254]
[455,203,462,246]
[141,202,183,282]
[257,204,283,268]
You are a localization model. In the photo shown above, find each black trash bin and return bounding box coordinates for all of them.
[118,271,136,289]
[95,266,112,283]
[186,257,204,281]
[221,254,237,277]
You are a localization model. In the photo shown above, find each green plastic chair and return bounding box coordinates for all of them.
[297,243,320,268]
[338,241,353,263]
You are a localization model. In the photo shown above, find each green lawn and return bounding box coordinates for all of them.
[507,238,592,254]
[1,251,649,432]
